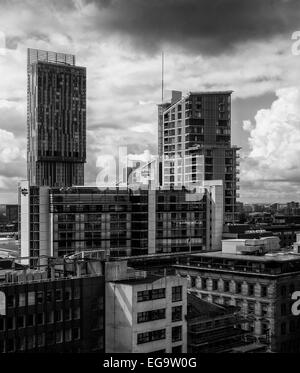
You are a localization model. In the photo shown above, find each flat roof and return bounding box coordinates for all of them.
[191,251,300,262]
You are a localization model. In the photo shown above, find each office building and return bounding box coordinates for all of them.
[27,48,86,187]
[158,91,240,223]
[174,241,300,352]
[19,181,224,266]
[0,257,105,353]
[105,261,187,353]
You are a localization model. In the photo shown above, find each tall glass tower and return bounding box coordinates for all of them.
[159,91,240,223]
[27,48,86,187]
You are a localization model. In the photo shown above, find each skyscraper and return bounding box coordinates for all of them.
[158,91,240,223]
[27,48,86,187]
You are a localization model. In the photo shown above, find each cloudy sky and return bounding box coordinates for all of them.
[1,0,300,203]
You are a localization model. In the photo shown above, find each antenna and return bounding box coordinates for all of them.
[161,51,164,103]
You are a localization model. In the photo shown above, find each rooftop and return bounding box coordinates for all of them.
[191,251,300,262]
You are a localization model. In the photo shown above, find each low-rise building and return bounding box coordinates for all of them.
[105,261,187,353]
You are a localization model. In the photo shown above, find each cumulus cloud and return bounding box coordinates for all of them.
[0,128,25,163]
[241,86,300,200]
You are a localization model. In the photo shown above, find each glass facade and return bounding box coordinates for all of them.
[46,187,208,258]
[159,91,240,223]
[27,48,86,187]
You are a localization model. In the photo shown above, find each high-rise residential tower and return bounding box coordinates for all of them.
[27,48,86,187]
[158,91,240,223]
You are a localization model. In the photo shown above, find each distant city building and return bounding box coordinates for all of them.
[19,181,224,267]
[105,261,187,353]
[158,91,240,223]
[27,48,86,187]
[174,244,300,352]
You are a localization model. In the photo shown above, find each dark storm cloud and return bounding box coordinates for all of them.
[89,0,300,55]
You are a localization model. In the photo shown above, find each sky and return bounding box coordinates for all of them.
[1,0,300,203]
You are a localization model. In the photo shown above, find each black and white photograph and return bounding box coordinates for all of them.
[0,0,300,361]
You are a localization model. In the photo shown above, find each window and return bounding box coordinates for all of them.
[236,282,242,294]
[46,290,52,302]
[16,336,25,351]
[281,303,287,316]
[7,295,15,308]
[17,315,25,328]
[172,345,182,353]
[37,292,44,304]
[281,285,286,297]
[19,293,26,307]
[7,316,14,330]
[172,286,182,302]
[55,309,63,322]
[56,330,63,344]
[137,329,166,344]
[46,331,55,346]
[224,281,230,292]
[37,312,44,325]
[261,303,268,317]
[65,308,72,321]
[172,326,182,342]
[137,309,166,323]
[65,287,72,301]
[261,285,267,297]
[27,335,35,349]
[248,302,255,314]
[55,289,62,301]
[73,327,80,340]
[37,333,45,347]
[73,307,80,320]
[46,311,53,324]
[27,314,34,326]
[7,338,15,352]
[137,288,166,302]
[28,292,35,306]
[248,284,255,296]
[212,279,218,291]
[172,306,182,322]
[65,329,72,342]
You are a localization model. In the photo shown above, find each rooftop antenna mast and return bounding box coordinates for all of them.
[161,51,164,103]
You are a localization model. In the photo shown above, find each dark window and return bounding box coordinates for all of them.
[212,279,218,291]
[281,303,287,316]
[27,314,34,326]
[37,292,44,304]
[17,315,25,328]
[137,329,166,344]
[248,284,254,296]
[261,286,267,297]
[172,286,182,302]
[55,289,62,301]
[37,313,44,325]
[172,345,182,353]
[7,295,14,308]
[137,288,165,302]
[281,285,286,297]
[137,309,166,323]
[73,327,80,340]
[224,281,230,292]
[172,326,182,342]
[172,306,182,322]
[236,282,242,294]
